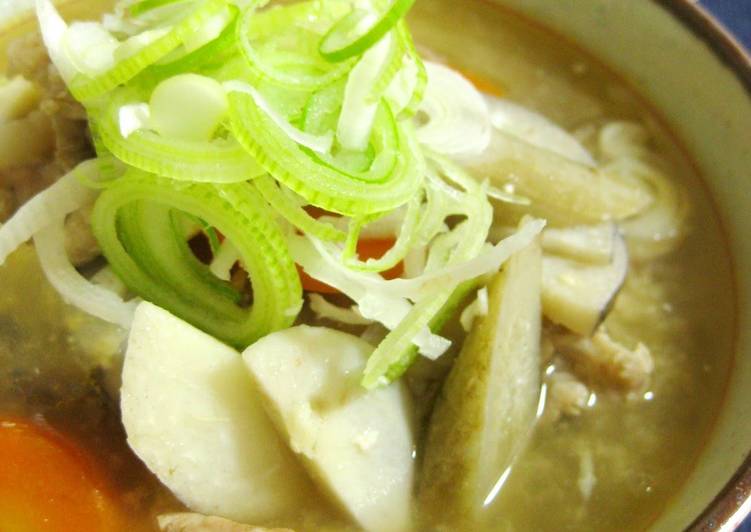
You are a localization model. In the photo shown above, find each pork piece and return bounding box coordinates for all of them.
[2,33,97,264]
[552,327,654,391]
[158,513,294,532]
[64,203,100,266]
[544,371,591,422]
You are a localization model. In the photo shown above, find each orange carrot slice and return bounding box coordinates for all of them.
[300,238,404,294]
[0,418,123,532]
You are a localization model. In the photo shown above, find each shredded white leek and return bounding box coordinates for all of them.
[308,217,545,301]
[290,233,451,358]
[308,293,373,326]
[337,31,392,152]
[35,0,76,83]
[224,81,334,154]
[0,161,99,265]
[63,22,119,77]
[459,286,489,332]
[209,239,240,281]
[416,61,490,157]
[34,219,138,329]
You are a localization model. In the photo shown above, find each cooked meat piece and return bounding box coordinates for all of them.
[0,33,92,222]
[158,513,295,532]
[0,110,54,168]
[0,76,42,122]
[64,204,100,266]
[553,327,654,391]
[545,371,591,422]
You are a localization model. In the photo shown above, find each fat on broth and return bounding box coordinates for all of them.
[0,1,736,531]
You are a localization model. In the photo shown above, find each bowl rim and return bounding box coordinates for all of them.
[649,4,751,530]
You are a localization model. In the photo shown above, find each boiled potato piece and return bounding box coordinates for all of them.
[419,239,542,525]
[242,326,414,532]
[542,223,616,265]
[121,302,315,525]
[466,130,653,226]
[542,231,629,336]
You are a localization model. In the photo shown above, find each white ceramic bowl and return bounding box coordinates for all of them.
[481,2,751,529]
[2,1,750,529]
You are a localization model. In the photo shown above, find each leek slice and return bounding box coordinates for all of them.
[229,91,423,215]
[318,0,416,62]
[128,0,191,17]
[34,219,139,329]
[69,0,227,101]
[255,175,347,242]
[138,5,239,86]
[149,73,229,141]
[237,0,354,90]
[94,87,263,182]
[385,22,425,119]
[337,32,394,152]
[91,169,302,348]
[342,190,422,273]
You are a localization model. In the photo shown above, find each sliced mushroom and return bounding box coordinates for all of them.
[541,222,616,265]
[542,229,629,336]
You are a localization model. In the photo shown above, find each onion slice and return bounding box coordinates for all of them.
[224,81,334,154]
[0,161,99,266]
[416,62,490,157]
[34,220,138,329]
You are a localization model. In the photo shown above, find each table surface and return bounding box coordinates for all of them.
[694,2,750,530]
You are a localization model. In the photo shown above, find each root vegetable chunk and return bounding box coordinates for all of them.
[242,326,414,532]
[419,239,543,526]
[121,302,314,524]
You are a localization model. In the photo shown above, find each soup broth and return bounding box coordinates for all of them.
[0,1,736,531]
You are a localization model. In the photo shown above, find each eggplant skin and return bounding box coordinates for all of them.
[419,238,542,527]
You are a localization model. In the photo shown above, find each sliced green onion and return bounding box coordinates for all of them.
[229,91,424,215]
[92,169,302,348]
[342,189,422,272]
[138,5,239,86]
[224,80,333,153]
[69,0,227,101]
[336,31,394,151]
[318,0,416,62]
[149,73,229,142]
[385,23,426,119]
[255,175,347,242]
[128,0,191,17]
[94,87,263,182]
[236,0,354,91]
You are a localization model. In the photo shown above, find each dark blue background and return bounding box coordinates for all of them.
[703,0,751,50]
[697,2,750,529]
